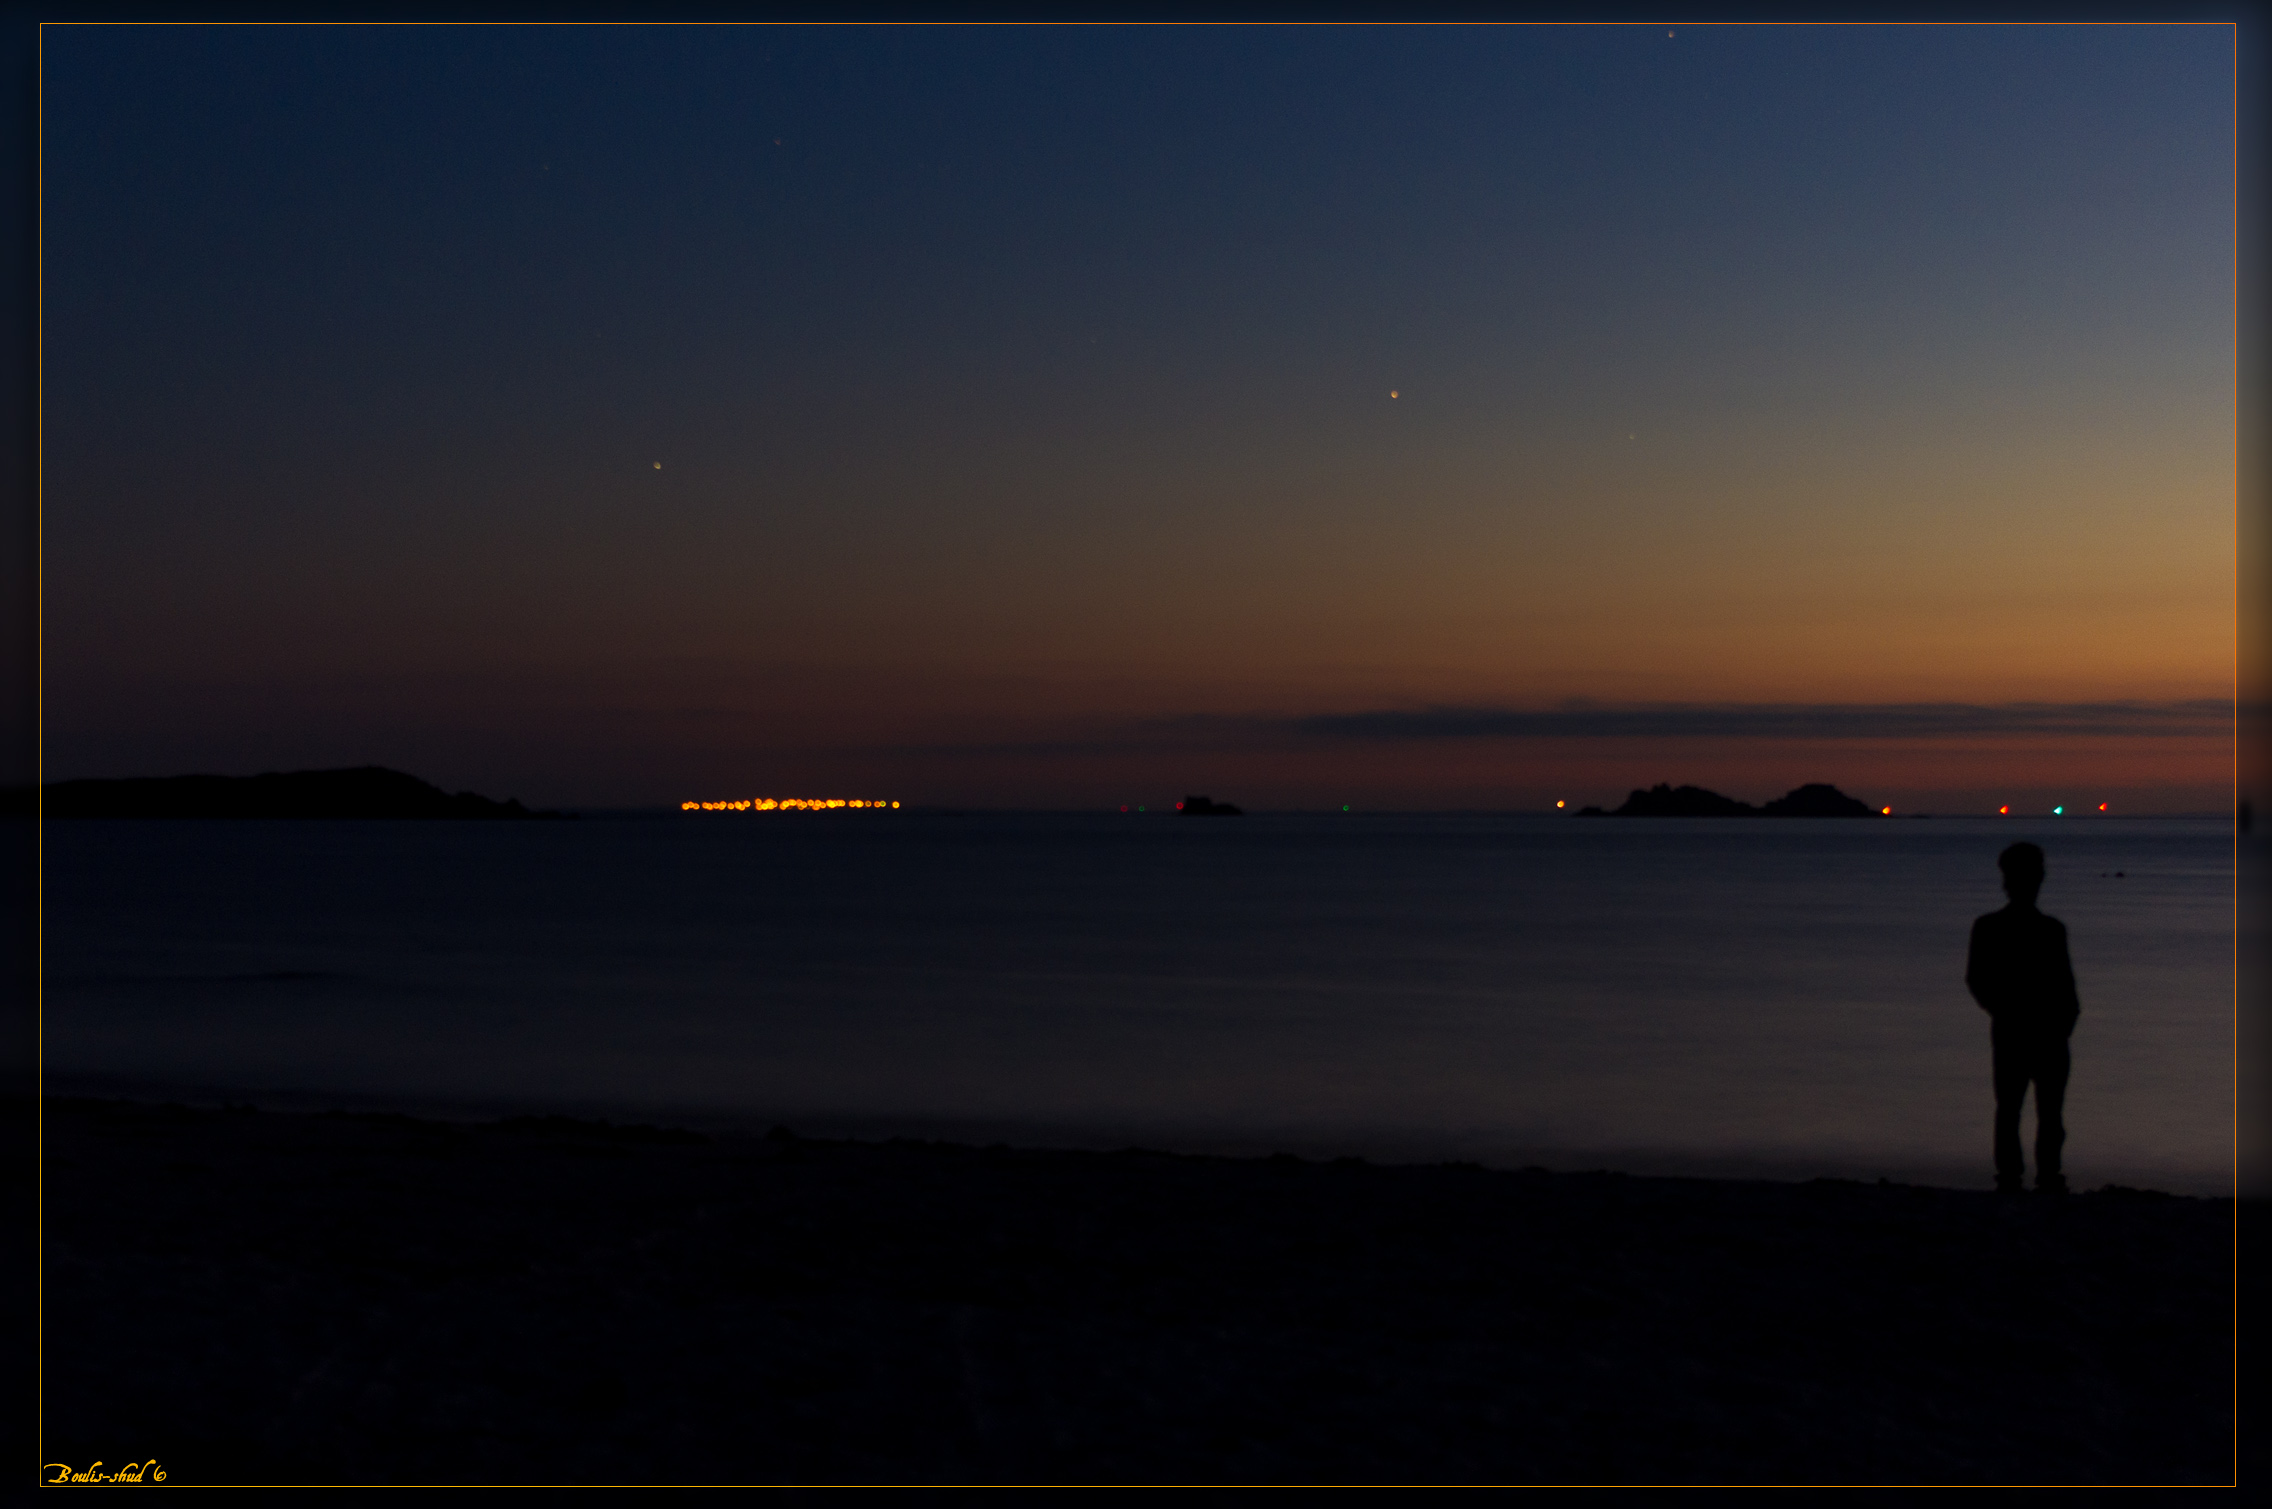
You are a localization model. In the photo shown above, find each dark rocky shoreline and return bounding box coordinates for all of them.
[40,1096,2241,1485]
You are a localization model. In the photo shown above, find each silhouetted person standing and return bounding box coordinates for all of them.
[1965,842,2080,1195]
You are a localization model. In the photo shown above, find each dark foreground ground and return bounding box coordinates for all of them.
[40,1096,2243,1485]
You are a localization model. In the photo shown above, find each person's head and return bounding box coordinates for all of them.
[1998,842,2045,905]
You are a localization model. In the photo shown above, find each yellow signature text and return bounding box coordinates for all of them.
[44,1461,165,1483]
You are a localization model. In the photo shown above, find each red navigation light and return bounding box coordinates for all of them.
[1998,805,2010,815]
[2098,803,2109,812]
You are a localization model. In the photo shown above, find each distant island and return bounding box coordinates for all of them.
[1578,783,1880,818]
[32,766,565,820]
[1177,794,1242,816]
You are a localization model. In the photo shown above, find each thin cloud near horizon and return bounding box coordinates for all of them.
[1287,699,2237,743]
[906,699,2237,759]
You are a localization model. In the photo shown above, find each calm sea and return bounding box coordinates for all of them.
[39,813,2241,1194]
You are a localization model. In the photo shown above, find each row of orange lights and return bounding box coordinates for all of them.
[680,798,900,812]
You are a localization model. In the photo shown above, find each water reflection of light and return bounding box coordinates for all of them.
[679,798,900,812]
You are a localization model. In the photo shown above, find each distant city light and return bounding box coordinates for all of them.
[1880,807,1892,815]
[680,798,898,812]
[1555,800,1566,809]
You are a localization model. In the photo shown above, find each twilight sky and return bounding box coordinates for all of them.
[40,22,2236,811]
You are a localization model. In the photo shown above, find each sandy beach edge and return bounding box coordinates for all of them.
[36,1093,2252,1486]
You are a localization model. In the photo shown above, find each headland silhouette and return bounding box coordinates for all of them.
[35,766,564,820]
[1578,782,1879,817]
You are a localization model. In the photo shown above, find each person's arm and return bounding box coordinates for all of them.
[1965,915,1994,1013]
[2052,918,2080,1033]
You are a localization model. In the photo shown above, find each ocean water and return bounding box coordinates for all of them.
[38,813,2239,1193]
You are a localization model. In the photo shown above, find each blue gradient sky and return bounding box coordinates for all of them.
[40,23,2237,810]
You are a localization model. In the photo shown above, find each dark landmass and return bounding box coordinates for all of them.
[1178,794,1242,816]
[1759,782,1879,817]
[30,767,564,820]
[41,1096,2238,1485]
[1603,783,1762,817]
[1580,782,1880,818]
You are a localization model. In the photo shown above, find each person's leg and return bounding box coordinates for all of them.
[1992,1029,2029,1191]
[2034,1038,2071,1192]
